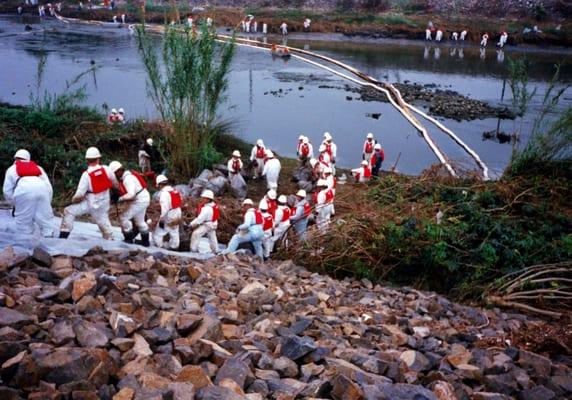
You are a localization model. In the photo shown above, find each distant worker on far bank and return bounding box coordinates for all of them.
[460,29,467,41]
[480,33,489,47]
[435,28,443,42]
[303,17,311,31]
[3,149,54,237]
[497,31,508,48]
[138,138,160,178]
[280,22,288,35]
[425,27,432,41]
[452,31,459,41]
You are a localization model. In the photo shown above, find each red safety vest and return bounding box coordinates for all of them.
[262,214,273,231]
[244,208,263,225]
[364,141,374,154]
[279,206,291,222]
[169,190,182,209]
[325,143,333,158]
[197,202,220,222]
[363,166,372,178]
[118,171,147,196]
[303,202,311,217]
[267,199,278,217]
[232,159,241,172]
[88,167,112,194]
[301,143,310,157]
[255,146,266,159]
[319,154,329,165]
[15,160,42,177]
[325,189,334,203]
[371,149,385,166]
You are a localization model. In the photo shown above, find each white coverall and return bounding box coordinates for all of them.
[227,158,243,178]
[498,33,508,48]
[271,205,290,252]
[280,23,288,35]
[262,23,267,34]
[351,166,370,183]
[322,141,337,173]
[481,34,489,47]
[249,145,266,177]
[362,139,376,161]
[2,162,54,236]
[315,189,333,233]
[222,208,264,258]
[298,143,314,160]
[153,186,182,250]
[261,211,274,258]
[435,30,443,42]
[138,150,151,173]
[118,171,150,234]
[61,165,117,239]
[190,202,218,253]
[460,30,467,40]
[262,158,281,191]
[425,29,432,40]
[452,32,459,41]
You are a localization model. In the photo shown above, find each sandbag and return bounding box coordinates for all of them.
[298,180,314,193]
[174,184,191,199]
[292,166,312,183]
[196,169,213,181]
[230,173,247,199]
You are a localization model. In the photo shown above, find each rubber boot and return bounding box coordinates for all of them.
[135,232,150,247]
[59,231,70,239]
[123,230,135,244]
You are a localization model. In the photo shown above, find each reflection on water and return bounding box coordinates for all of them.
[1,15,571,177]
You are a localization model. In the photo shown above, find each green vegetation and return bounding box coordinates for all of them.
[136,23,236,179]
[285,165,572,302]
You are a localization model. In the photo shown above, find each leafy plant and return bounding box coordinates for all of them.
[136,23,236,179]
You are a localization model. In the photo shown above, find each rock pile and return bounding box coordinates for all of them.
[0,246,570,399]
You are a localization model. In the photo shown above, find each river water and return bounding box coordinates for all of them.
[1,15,571,177]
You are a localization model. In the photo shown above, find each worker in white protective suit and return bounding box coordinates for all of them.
[460,29,467,41]
[259,199,274,260]
[290,190,311,241]
[222,198,264,258]
[362,132,377,161]
[352,160,372,183]
[109,161,150,246]
[497,31,508,48]
[298,136,313,164]
[2,149,54,236]
[270,195,291,252]
[321,132,337,173]
[227,150,243,179]
[452,31,459,41]
[153,175,182,251]
[280,22,288,35]
[250,139,266,179]
[60,147,117,239]
[313,179,334,233]
[262,150,281,191]
[480,33,489,47]
[435,28,443,42]
[189,190,219,254]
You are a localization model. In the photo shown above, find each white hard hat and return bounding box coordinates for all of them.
[302,137,309,144]
[319,144,327,152]
[156,174,168,185]
[266,150,274,158]
[361,160,369,166]
[296,189,306,198]
[278,195,287,204]
[267,189,277,200]
[256,139,264,147]
[324,167,332,174]
[146,138,154,146]
[85,147,102,159]
[111,108,118,114]
[298,135,304,140]
[109,161,123,172]
[242,198,254,206]
[259,199,268,211]
[232,150,241,157]
[201,190,214,200]
[14,149,31,161]
[309,158,318,167]
[317,179,327,187]
[118,108,125,114]
[374,143,382,150]
[323,132,332,140]
[367,133,374,139]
